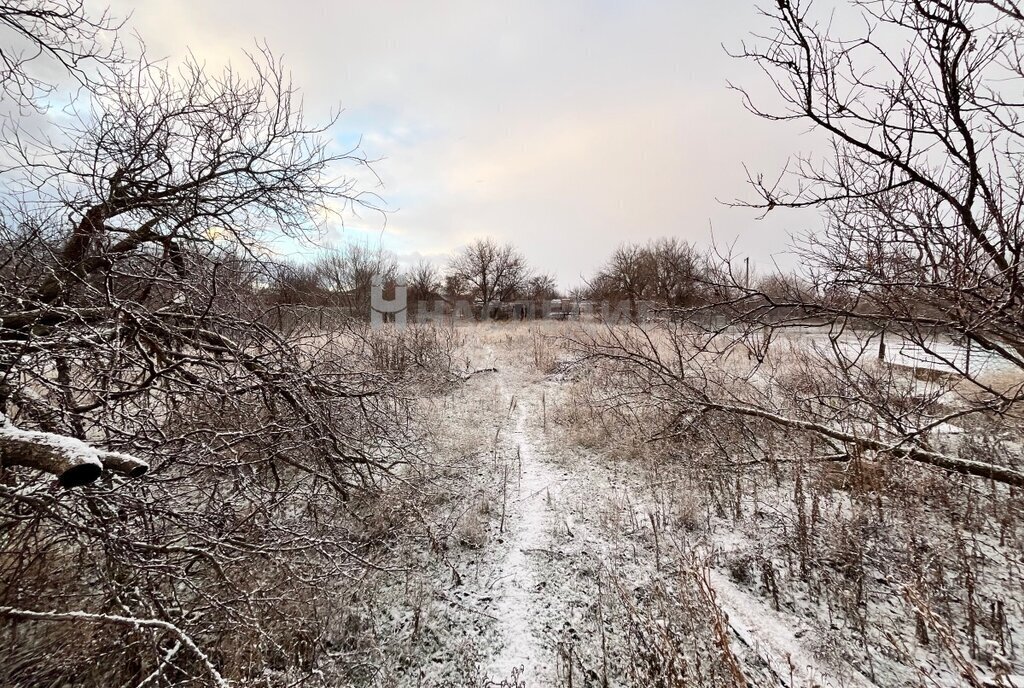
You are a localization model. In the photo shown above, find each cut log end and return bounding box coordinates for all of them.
[57,462,103,488]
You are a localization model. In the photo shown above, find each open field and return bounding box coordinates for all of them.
[329,320,1024,688]
[4,315,1021,687]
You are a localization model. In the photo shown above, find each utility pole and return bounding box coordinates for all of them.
[744,256,750,289]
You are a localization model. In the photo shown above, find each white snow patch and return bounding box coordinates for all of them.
[710,570,879,688]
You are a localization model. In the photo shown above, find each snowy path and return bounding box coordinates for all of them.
[480,374,881,688]
[485,401,563,684]
[448,343,883,688]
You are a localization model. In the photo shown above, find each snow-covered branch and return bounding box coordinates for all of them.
[0,416,148,486]
[0,606,227,687]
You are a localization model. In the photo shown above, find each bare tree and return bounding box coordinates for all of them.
[589,239,706,317]
[525,272,559,301]
[592,242,654,321]
[573,0,1024,490]
[314,241,399,314]
[267,258,329,307]
[406,258,441,306]
[0,0,123,107]
[448,237,531,316]
[0,41,431,685]
[648,237,705,309]
[727,0,1024,366]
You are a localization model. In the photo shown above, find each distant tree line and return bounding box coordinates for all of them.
[264,237,556,320]
[267,235,724,322]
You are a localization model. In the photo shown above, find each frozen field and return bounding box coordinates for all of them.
[352,321,1024,687]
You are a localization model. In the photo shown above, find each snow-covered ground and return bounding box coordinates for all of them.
[359,323,1023,688]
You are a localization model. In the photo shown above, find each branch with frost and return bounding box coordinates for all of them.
[568,329,1024,488]
[694,399,1024,488]
[0,415,148,486]
[136,640,183,688]
[0,607,228,688]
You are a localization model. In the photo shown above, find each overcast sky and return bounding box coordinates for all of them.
[107,0,824,288]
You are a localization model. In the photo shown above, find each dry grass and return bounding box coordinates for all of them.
[549,319,1024,687]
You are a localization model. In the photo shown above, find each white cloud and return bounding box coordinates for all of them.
[104,0,830,285]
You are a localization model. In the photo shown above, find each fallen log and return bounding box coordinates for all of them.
[0,416,148,487]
